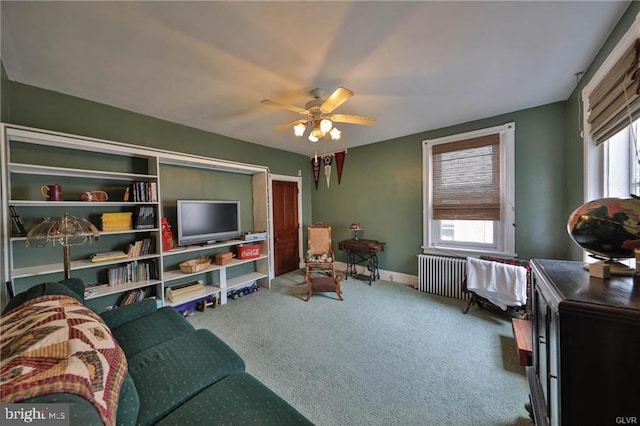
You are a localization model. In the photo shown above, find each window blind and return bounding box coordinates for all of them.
[432,134,500,221]
[588,39,640,145]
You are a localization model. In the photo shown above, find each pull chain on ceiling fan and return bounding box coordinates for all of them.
[261,87,376,142]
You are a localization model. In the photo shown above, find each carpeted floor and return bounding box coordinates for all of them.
[187,269,534,426]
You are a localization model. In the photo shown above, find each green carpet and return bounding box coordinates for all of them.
[187,270,534,426]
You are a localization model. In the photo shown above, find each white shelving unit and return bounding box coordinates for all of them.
[162,237,269,305]
[1,124,272,312]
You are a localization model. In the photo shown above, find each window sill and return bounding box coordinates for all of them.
[421,245,517,259]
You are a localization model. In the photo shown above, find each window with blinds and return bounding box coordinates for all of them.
[422,122,515,256]
[432,134,501,221]
[587,39,640,145]
[582,15,640,261]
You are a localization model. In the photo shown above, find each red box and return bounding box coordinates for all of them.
[237,244,261,260]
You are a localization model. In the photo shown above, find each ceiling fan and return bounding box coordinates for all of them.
[261,87,376,142]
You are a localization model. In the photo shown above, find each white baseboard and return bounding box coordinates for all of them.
[334,261,418,287]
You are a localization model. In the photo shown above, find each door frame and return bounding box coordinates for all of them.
[269,174,304,271]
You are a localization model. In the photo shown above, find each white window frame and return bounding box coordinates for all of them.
[422,122,516,258]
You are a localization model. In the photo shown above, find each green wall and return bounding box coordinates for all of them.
[1,63,8,123]
[0,78,574,278]
[313,103,569,275]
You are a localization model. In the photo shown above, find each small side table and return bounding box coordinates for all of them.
[512,318,532,367]
[338,239,385,285]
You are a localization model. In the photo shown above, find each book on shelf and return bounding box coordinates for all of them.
[127,238,155,258]
[134,206,156,229]
[91,250,129,262]
[117,286,155,307]
[107,259,158,286]
[83,282,110,297]
[126,181,157,203]
[9,206,27,237]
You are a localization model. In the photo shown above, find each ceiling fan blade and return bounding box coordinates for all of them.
[330,114,377,126]
[274,119,308,132]
[261,99,308,114]
[320,87,353,113]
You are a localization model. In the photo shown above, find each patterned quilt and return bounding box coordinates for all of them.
[1,295,127,426]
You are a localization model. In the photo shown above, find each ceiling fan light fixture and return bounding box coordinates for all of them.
[320,118,333,133]
[262,86,376,145]
[311,124,324,139]
[293,122,306,137]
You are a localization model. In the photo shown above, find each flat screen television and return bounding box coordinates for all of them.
[176,200,241,246]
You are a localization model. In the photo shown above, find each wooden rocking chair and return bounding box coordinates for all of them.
[305,222,336,281]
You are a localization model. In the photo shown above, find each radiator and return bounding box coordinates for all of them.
[417,254,469,300]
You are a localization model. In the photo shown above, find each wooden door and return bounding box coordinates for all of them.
[272,180,300,276]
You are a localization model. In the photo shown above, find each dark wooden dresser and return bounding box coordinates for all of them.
[528,259,640,426]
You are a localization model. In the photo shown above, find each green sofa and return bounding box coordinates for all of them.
[1,280,312,426]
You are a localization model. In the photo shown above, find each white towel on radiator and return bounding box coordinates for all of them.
[466,257,527,310]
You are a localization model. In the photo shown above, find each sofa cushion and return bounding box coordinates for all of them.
[2,279,84,314]
[99,298,158,330]
[127,329,245,426]
[156,372,312,425]
[109,306,195,356]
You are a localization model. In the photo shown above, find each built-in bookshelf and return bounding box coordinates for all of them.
[1,124,272,312]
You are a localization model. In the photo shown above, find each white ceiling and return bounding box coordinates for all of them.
[0,1,630,156]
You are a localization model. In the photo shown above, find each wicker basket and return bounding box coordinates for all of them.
[179,257,212,273]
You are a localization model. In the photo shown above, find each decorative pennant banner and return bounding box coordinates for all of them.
[312,157,320,189]
[335,150,346,184]
[324,155,332,188]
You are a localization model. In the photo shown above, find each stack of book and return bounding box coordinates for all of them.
[91,251,128,263]
[101,212,133,232]
[134,206,156,229]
